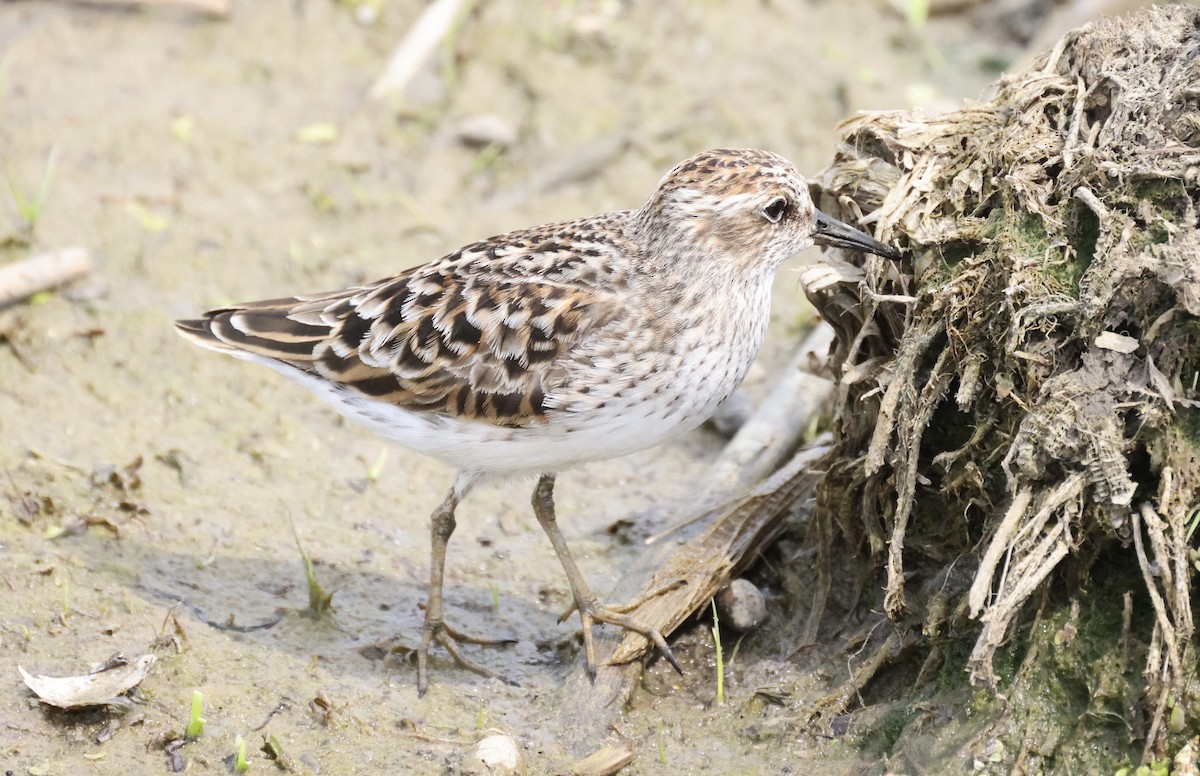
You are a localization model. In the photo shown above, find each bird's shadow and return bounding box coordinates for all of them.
[59,529,587,695]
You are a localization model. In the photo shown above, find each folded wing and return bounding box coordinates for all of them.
[175,253,623,428]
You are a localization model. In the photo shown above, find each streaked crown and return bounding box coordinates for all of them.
[634,148,819,271]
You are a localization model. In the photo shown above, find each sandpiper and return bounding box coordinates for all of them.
[175,148,900,695]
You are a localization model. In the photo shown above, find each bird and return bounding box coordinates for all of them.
[174,148,900,696]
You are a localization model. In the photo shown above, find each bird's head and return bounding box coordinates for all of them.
[635,148,899,274]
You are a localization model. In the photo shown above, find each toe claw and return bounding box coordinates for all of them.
[662,645,683,675]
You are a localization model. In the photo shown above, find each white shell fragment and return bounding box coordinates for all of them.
[460,732,526,775]
[1095,331,1139,353]
[19,653,156,709]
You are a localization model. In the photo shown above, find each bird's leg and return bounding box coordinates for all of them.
[415,487,516,697]
[416,488,457,696]
[531,473,682,678]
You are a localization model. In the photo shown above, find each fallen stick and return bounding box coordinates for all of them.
[608,439,830,665]
[0,246,92,306]
[554,439,830,757]
[368,0,472,101]
[69,0,231,16]
[567,741,634,776]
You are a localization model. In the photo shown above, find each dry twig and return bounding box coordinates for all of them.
[368,0,472,101]
[0,246,92,306]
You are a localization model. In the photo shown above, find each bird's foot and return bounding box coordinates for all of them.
[415,619,519,697]
[569,597,682,680]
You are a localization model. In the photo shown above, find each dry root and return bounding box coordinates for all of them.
[802,4,1200,760]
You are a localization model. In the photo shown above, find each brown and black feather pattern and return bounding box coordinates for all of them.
[175,218,629,428]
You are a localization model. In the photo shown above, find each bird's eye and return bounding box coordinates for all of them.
[762,197,788,223]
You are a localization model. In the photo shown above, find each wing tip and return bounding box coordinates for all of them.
[174,317,210,335]
[174,315,238,354]
[175,306,331,363]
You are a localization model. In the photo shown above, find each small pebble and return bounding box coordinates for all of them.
[459,732,525,775]
[716,578,767,632]
[455,114,519,150]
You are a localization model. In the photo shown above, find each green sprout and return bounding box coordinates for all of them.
[261,734,284,764]
[294,123,338,144]
[367,448,388,483]
[185,690,205,738]
[657,719,667,765]
[5,145,58,235]
[233,734,249,771]
[728,634,746,669]
[711,598,725,705]
[903,0,929,29]
[292,522,333,617]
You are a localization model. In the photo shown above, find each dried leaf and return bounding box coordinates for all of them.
[19,653,156,709]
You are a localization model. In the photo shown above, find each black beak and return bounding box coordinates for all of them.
[813,211,901,260]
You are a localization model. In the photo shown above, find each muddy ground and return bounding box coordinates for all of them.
[0,1,1107,773]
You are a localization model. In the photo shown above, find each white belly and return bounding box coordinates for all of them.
[237,323,755,477]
